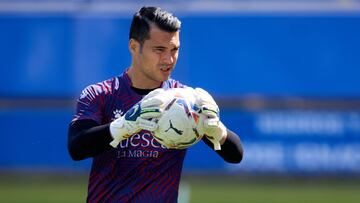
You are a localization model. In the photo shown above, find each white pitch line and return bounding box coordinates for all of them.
[179,181,191,203]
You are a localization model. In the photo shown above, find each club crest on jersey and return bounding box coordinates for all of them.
[113,109,124,119]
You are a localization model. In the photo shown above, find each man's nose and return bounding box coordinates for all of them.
[162,52,174,64]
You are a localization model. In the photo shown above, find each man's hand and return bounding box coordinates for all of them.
[109,88,176,148]
[110,90,168,148]
[195,88,227,150]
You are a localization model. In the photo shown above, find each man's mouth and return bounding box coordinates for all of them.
[160,66,172,72]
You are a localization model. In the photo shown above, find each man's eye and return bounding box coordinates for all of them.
[172,48,179,53]
[154,48,164,53]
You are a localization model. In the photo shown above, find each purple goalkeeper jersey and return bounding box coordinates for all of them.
[72,71,187,203]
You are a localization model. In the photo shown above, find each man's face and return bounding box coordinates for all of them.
[131,24,180,88]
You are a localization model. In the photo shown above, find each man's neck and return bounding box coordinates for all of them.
[130,86,158,95]
[127,67,161,89]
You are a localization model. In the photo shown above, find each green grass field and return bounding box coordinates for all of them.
[1,173,360,203]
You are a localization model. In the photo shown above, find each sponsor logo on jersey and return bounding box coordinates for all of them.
[117,132,168,158]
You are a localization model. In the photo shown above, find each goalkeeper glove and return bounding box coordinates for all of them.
[109,88,175,147]
[109,92,166,147]
[195,88,227,151]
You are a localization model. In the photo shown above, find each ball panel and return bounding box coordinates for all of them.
[152,88,204,149]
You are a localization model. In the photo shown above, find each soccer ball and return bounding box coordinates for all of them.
[152,88,204,149]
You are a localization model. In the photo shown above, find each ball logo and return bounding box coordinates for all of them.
[165,120,183,135]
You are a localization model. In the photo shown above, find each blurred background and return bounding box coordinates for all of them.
[1,0,360,202]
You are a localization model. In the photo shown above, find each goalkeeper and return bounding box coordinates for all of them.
[68,6,243,203]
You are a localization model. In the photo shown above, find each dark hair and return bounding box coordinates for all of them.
[129,6,181,45]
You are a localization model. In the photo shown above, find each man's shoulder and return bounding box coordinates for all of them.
[81,75,126,97]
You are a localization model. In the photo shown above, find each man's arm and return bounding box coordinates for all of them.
[68,96,162,161]
[202,129,244,163]
[68,119,113,161]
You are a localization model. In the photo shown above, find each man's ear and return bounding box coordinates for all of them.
[129,39,140,54]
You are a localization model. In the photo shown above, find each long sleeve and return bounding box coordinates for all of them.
[203,129,244,163]
[67,119,113,161]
